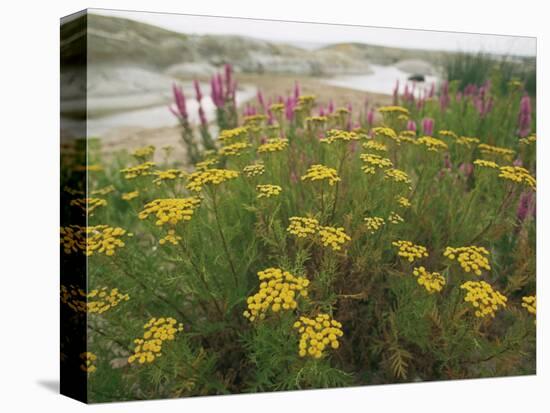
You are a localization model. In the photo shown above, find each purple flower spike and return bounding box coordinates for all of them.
[517,191,535,223]
[194,79,203,102]
[422,118,434,136]
[294,81,301,100]
[328,99,335,114]
[198,105,207,127]
[393,80,399,105]
[171,83,188,120]
[518,95,532,138]
[428,82,435,98]
[407,120,417,132]
[367,108,375,126]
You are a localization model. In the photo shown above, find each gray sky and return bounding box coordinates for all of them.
[91,8,536,57]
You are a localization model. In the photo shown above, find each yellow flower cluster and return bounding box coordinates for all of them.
[298,95,316,105]
[323,129,360,144]
[364,216,385,233]
[186,168,239,192]
[287,217,350,251]
[318,225,351,251]
[456,136,480,147]
[218,127,249,144]
[335,107,350,116]
[439,130,458,139]
[417,136,448,152]
[60,225,127,256]
[396,196,411,208]
[138,197,201,226]
[301,164,341,186]
[371,126,397,140]
[363,140,388,152]
[60,284,86,312]
[132,145,155,160]
[443,245,491,276]
[384,168,412,186]
[443,245,491,275]
[195,157,219,171]
[519,134,536,146]
[287,216,320,238]
[269,103,285,113]
[243,268,309,321]
[91,185,115,196]
[87,287,130,314]
[305,116,328,126]
[521,295,536,317]
[379,105,409,116]
[360,153,393,174]
[474,159,499,169]
[243,114,268,126]
[75,164,103,172]
[478,143,515,158]
[64,186,85,196]
[219,141,251,157]
[159,229,182,245]
[80,352,97,373]
[293,314,344,358]
[120,162,155,179]
[152,169,186,185]
[258,138,289,153]
[388,211,404,224]
[256,184,282,199]
[69,198,107,215]
[128,317,183,365]
[61,285,129,314]
[460,281,507,318]
[392,240,429,262]
[498,166,536,190]
[122,190,139,201]
[243,163,265,177]
[412,266,445,293]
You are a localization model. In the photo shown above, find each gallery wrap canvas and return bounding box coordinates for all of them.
[60,8,537,404]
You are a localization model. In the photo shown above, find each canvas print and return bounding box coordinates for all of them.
[60,9,536,403]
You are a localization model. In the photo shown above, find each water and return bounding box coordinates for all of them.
[84,88,256,137]
[322,64,439,97]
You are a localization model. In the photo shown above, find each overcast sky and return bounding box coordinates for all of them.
[91,8,536,57]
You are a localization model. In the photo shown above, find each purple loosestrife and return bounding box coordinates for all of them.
[422,118,434,136]
[459,162,474,179]
[294,81,301,100]
[198,105,207,127]
[328,99,335,114]
[518,95,532,138]
[474,83,493,117]
[194,79,203,102]
[170,83,188,122]
[170,83,200,163]
[393,80,399,105]
[439,81,450,111]
[407,120,417,132]
[367,108,375,126]
[224,64,232,98]
[285,96,295,121]
[517,191,535,223]
[210,77,223,108]
[428,82,435,98]
[257,90,266,112]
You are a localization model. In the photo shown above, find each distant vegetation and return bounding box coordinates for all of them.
[443,52,536,96]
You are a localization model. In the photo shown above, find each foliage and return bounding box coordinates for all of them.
[61,69,536,402]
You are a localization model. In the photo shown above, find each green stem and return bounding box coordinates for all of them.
[210,188,239,287]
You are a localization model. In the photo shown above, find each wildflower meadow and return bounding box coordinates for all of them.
[61,64,536,402]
